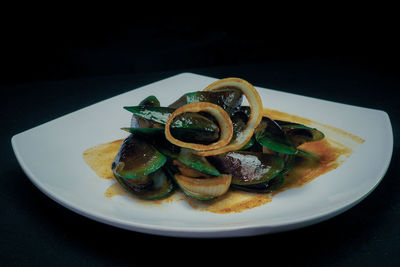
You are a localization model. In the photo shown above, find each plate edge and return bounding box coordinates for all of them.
[9,73,395,237]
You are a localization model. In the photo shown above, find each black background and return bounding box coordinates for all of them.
[1,14,399,266]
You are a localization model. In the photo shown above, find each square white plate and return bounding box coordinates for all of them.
[12,73,393,237]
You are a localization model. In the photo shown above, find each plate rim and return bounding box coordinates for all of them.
[11,72,394,237]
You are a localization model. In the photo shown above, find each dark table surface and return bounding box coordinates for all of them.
[1,57,399,266]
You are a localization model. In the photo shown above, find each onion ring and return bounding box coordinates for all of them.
[164,102,233,151]
[195,78,263,156]
[174,174,232,199]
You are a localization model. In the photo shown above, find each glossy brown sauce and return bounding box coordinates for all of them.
[83,108,364,214]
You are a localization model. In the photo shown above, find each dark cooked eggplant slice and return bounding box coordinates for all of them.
[176,148,221,177]
[124,106,220,144]
[112,134,167,179]
[230,108,255,151]
[169,88,243,113]
[139,95,160,107]
[275,120,325,147]
[121,126,218,144]
[231,106,251,123]
[125,106,174,125]
[154,138,181,160]
[231,109,247,139]
[232,174,285,193]
[169,112,220,144]
[115,173,153,191]
[122,126,219,145]
[114,168,173,200]
[254,117,297,154]
[130,95,162,128]
[210,151,284,185]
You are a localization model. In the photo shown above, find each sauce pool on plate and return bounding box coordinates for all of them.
[83,108,364,214]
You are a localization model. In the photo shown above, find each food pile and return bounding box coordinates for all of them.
[111,78,324,200]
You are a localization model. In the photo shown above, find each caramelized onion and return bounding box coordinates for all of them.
[195,78,263,156]
[174,174,232,199]
[164,102,233,151]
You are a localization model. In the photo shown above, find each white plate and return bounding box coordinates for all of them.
[12,73,393,237]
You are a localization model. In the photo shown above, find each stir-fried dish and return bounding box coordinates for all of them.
[111,78,325,200]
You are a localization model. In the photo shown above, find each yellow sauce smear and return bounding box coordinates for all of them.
[82,108,364,214]
[83,139,122,179]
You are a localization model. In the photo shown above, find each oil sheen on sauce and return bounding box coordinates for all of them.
[82,108,364,214]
